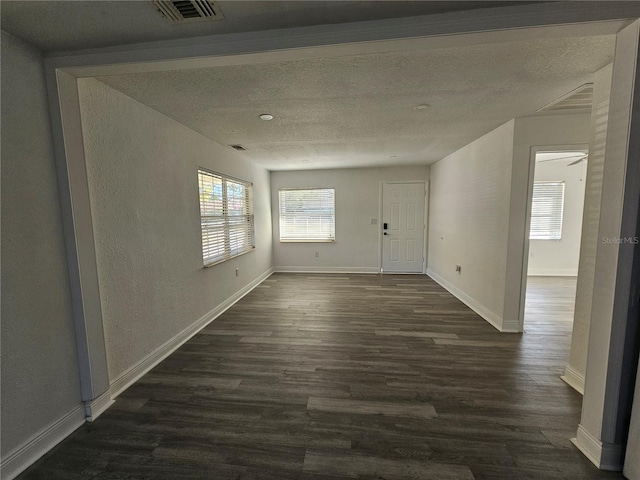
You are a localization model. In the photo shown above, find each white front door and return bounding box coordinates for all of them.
[381,182,426,273]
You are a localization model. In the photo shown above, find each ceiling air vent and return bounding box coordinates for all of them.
[537,83,594,113]
[154,1,223,23]
[229,145,247,151]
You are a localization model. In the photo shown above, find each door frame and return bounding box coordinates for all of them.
[378,180,429,274]
[518,143,589,330]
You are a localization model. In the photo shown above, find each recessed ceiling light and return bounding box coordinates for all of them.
[259,114,274,121]
[414,104,430,111]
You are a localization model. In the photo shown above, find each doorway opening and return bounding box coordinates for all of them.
[522,148,588,369]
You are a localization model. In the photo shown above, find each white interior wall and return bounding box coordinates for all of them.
[427,120,515,330]
[3,15,636,480]
[0,32,84,471]
[428,112,591,332]
[527,156,587,276]
[271,166,429,272]
[77,78,273,381]
[565,63,614,394]
[507,112,591,329]
[576,20,640,469]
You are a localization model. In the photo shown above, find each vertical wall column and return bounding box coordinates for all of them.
[563,63,614,395]
[45,68,112,419]
[574,19,640,470]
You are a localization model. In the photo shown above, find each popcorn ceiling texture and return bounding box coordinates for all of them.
[98,35,614,170]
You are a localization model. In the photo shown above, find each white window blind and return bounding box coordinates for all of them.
[530,181,565,240]
[198,169,254,266]
[279,188,335,242]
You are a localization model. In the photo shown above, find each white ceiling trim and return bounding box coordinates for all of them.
[45,3,638,78]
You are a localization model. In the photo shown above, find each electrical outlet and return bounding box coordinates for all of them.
[455,265,462,273]
[315,251,320,257]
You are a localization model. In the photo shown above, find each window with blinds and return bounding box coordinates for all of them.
[279,188,335,242]
[198,169,254,266]
[530,181,565,240]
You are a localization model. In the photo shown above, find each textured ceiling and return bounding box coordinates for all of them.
[1,1,618,170]
[0,0,528,53]
[97,35,614,170]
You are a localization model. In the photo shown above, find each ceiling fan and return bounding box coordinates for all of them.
[537,153,588,166]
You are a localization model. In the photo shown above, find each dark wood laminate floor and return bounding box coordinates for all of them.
[524,276,577,337]
[18,273,624,480]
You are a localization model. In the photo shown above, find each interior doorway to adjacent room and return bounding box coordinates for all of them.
[523,149,588,341]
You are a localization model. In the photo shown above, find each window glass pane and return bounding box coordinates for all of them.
[530,181,564,240]
[199,173,223,216]
[226,180,246,215]
[198,169,254,266]
[279,188,335,241]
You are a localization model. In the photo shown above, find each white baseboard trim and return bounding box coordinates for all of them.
[84,390,115,422]
[426,269,518,332]
[0,268,275,480]
[561,365,585,395]
[572,424,625,471]
[573,424,602,468]
[0,404,85,480]
[274,266,379,274]
[527,270,578,276]
[500,319,521,333]
[109,267,274,399]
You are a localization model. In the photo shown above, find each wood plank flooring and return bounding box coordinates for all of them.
[18,273,624,479]
[524,276,578,336]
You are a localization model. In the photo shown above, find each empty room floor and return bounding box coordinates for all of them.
[18,273,623,480]
[524,276,578,336]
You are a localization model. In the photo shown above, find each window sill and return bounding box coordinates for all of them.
[203,247,255,268]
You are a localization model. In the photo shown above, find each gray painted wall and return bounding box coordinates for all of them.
[0,32,83,456]
[77,78,273,380]
[271,166,429,272]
